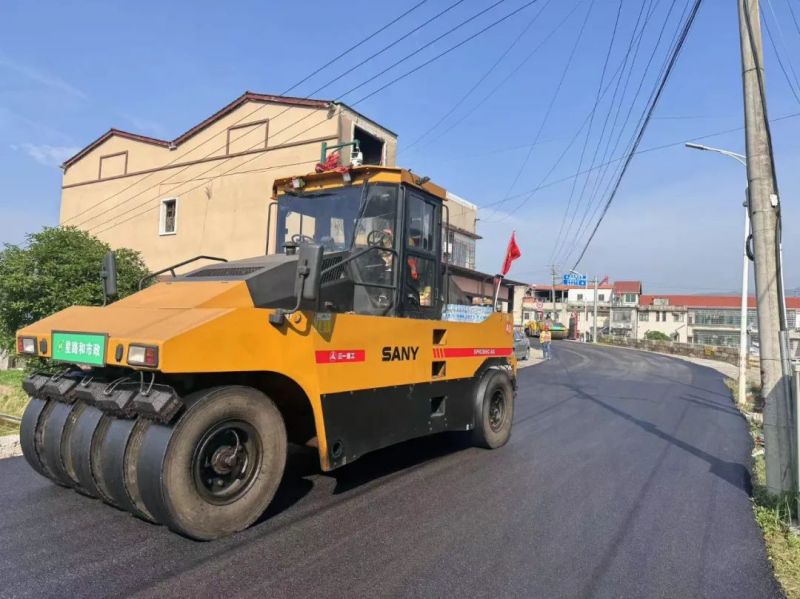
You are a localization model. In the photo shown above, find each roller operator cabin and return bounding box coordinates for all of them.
[58,92,398,271]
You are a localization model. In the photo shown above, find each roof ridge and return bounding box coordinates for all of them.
[62,91,334,169]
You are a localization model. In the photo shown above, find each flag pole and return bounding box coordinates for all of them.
[492,275,503,312]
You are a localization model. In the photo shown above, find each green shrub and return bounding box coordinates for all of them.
[0,227,149,354]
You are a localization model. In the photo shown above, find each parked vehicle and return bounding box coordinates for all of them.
[513,328,530,360]
[548,322,568,340]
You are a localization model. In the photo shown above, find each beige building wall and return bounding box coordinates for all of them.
[60,96,397,271]
[444,192,477,234]
[635,308,688,343]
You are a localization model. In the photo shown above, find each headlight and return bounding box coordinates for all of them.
[17,336,37,355]
[127,344,159,367]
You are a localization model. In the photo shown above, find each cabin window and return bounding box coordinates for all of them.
[160,198,177,235]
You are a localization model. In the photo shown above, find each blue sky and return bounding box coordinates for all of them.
[2,0,800,294]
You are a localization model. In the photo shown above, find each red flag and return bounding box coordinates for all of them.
[501,231,522,276]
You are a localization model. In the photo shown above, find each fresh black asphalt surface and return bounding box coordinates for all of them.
[0,342,783,598]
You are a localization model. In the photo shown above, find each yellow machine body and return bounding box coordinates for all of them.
[18,166,516,472]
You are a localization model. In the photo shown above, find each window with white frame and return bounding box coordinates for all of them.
[160,198,178,235]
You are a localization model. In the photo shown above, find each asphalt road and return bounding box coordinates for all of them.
[0,342,782,598]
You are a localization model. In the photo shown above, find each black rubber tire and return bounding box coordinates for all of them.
[122,419,157,522]
[89,415,118,506]
[20,397,51,480]
[96,417,157,521]
[137,386,287,540]
[95,417,138,512]
[39,401,82,488]
[67,405,108,500]
[62,402,88,489]
[471,370,514,449]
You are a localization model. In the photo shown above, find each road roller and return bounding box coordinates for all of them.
[15,165,516,540]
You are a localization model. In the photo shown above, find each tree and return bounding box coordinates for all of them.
[644,330,671,342]
[0,227,149,352]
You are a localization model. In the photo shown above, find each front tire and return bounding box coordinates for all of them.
[137,386,287,540]
[471,370,514,449]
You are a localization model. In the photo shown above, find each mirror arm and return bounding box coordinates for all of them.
[269,264,310,325]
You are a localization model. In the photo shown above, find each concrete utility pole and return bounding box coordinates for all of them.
[738,0,794,493]
[593,276,599,344]
[550,265,557,322]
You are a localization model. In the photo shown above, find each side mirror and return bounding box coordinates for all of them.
[100,251,118,299]
[296,243,323,302]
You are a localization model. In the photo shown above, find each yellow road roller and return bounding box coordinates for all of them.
[15,165,516,540]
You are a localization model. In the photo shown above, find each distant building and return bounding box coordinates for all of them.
[610,281,643,337]
[443,192,480,270]
[637,294,800,352]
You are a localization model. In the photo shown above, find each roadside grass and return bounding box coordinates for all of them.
[725,376,800,598]
[0,370,26,436]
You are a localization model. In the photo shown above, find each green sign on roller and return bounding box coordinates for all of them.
[52,332,107,366]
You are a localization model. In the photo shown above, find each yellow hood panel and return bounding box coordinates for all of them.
[20,304,234,342]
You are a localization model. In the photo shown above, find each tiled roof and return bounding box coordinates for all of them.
[639,294,800,309]
[613,281,642,294]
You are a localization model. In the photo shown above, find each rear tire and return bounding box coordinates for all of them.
[471,370,514,449]
[138,386,287,540]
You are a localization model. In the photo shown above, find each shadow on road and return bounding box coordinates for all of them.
[566,384,751,493]
[257,432,471,524]
[331,432,470,494]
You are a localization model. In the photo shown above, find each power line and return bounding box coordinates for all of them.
[62,0,459,229]
[401,0,554,154]
[762,0,800,104]
[483,0,595,221]
[569,0,663,239]
[473,110,799,211]
[560,0,691,267]
[348,0,544,107]
[560,0,686,266]
[282,0,430,96]
[482,0,659,223]
[548,0,623,266]
[570,0,704,269]
[88,1,539,236]
[562,0,695,265]
[406,0,585,156]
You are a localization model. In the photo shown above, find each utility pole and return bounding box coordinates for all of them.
[593,276,599,344]
[551,265,557,323]
[738,0,794,493]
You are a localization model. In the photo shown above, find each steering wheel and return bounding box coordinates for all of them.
[290,233,315,245]
[366,229,391,248]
